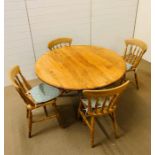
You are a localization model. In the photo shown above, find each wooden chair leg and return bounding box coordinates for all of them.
[28,110,32,138]
[90,116,95,147]
[134,71,139,89]
[109,112,118,138]
[43,106,48,116]
[26,109,29,118]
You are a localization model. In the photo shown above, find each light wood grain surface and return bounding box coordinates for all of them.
[35,45,126,90]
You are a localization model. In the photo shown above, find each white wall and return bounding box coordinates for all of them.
[26,0,91,59]
[5,0,36,86]
[91,0,138,55]
[134,0,151,62]
[5,0,141,86]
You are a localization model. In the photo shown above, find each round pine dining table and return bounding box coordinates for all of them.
[35,45,126,90]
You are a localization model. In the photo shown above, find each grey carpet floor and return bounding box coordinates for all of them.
[4,60,151,155]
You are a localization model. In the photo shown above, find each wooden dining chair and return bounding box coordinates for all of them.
[48,37,72,51]
[9,65,62,138]
[123,38,147,89]
[78,81,129,147]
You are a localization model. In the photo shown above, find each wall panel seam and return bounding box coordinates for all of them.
[133,0,140,38]
[24,0,36,62]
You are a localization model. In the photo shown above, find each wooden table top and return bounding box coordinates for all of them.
[35,45,126,90]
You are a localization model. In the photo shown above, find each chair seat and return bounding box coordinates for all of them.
[126,63,132,70]
[29,83,61,104]
[81,98,110,111]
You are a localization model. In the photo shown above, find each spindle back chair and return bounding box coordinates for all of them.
[123,38,147,89]
[78,81,129,147]
[9,65,61,138]
[48,37,72,51]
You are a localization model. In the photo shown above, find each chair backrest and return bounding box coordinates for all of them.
[48,37,72,51]
[82,81,129,115]
[123,38,147,68]
[9,65,34,106]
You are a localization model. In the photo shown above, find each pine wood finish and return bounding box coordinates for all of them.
[35,45,126,90]
[78,81,129,147]
[123,38,147,89]
[48,37,72,51]
[48,37,73,95]
[9,65,61,138]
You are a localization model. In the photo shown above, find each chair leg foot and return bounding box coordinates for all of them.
[90,117,95,147]
[91,144,94,148]
[28,110,32,138]
[90,130,94,147]
[109,112,118,138]
[28,132,32,138]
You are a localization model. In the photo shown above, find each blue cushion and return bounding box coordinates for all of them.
[126,63,132,70]
[29,83,61,104]
[81,97,110,111]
